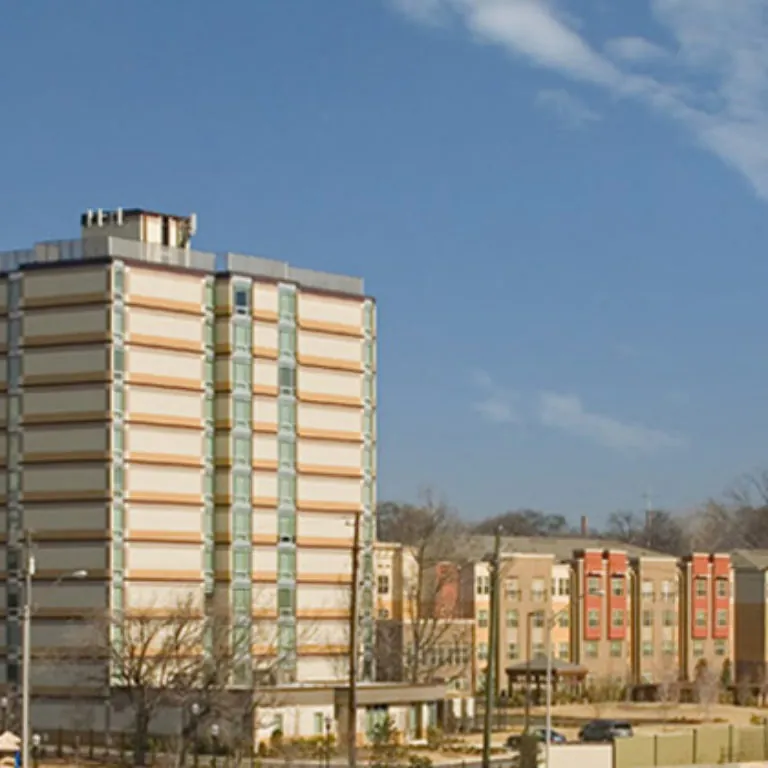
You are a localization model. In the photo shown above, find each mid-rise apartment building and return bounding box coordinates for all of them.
[732,550,768,682]
[458,536,732,693]
[0,208,377,724]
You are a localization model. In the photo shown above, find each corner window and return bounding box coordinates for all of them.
[234,286,250,314]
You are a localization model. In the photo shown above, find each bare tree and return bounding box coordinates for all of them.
[69,596,281,766]
[655,661,680,726]
[693,659,721,721]
[606,510,687,556]
[375,493,471,687]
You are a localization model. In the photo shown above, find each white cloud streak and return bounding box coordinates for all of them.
[604,36,668,63]
[470,371,684,452]
[390,0,768,201]
[535,88,601,128]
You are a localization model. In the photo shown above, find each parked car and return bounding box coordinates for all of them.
[506,728,568,749]
[578,719,634,743]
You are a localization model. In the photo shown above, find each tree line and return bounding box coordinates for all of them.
[380,469,768,558]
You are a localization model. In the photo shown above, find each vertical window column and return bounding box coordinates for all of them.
[110,262,126,680]
[231,280,253,687]
[202,278,216,598]
[360,299,377,680]
[277,284,297,680]
[6,274,22,689]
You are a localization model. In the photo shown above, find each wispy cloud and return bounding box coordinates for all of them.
[470,372,684,452]
[604,36,668,64]
[390,0,768,201]
[535,88,601,128]
[538,391,686,452]
[471,370,520,424]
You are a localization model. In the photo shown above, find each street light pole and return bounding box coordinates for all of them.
[346,512,361,768]
[21,532,34,768]
[481,527,502,768]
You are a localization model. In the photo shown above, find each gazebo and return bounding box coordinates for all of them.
[505,657,588,703]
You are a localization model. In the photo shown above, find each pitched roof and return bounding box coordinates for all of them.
[731,549,768,571]
[466,534,669,563]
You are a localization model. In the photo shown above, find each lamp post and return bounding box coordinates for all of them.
[191,703,201,768]
[324,716,332,768]
[21,530,88,768]
[1,696,7,732]
[210,723,220,768]
[346,513,361,768]
[481,527,502,768]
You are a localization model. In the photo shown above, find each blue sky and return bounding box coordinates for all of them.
[3,1,768,525]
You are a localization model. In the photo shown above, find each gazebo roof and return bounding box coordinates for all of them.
[505,657,588,677]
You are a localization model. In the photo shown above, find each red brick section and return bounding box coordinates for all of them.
[434,562,460,619]
[711,554,730,640]
[691,554,709,640]
[583,551,603,641]
[606,551,628,640]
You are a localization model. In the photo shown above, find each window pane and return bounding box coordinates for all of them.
[279,290,296,317]
[234,399,251,425]
[278,366,295,391]
[233,435,250,464]
[233,509,250,537]
[278,475,295,503]
[113,465,124,491]
[278,439,295,466]
[112,307,125,335]
[279,328,295,353]
[278,514,295,538]
[278,588,294,612]
[278,401,295,428]
[234,286,250,313]
[113,348,125,372]
[234,324,250,350]
[112,426,124,453]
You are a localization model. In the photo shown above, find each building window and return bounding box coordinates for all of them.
[478,610,489,628]
[532,642,545,658]
[377,575,390,595]
[506,610,519,628]
[714,640,728,657]
[557,612,569,628]
[695,610,706,628]
[662,641,675,656]
[610,641,622,658]
[663,610,675,627]
[531,579,546,602]
[588,609,599,628]
[641,580,654,601]
[695,577,707,597]
[716,608,728,627]
[278,289,296,319]
[507,643,518,660]
[642,610,653,628]
[611,576,624,597]
[559,578,571,596]
[587,576,601,595]
[476,576,490,595]
[558,643,569,659]
[532,612,545,629]
[716,578,729,599]
[314,712,324,735]
[661,580,674,601]
[234,286,250,314]
[693,640,704,657]
[642,642,653,657]
[378,609,390,619]
[505,578,519,599]
[278,365,296,392]
[612,610,624,628]
[585,642,598,659]
[478,644,488,661]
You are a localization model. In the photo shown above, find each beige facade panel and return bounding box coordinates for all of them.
[253,433,278,464]
[31,620,95,650]
[24,345,109,380]
[254,321,278,350]
[214,548,231,574]
[23,385,109,421]
[0,356,6,388]
[299,548,352,576]
[298,511,355,540]
[22,464,106,496]
[253,358,278,390]
[297,583,349,612]
[32,583,106,613]
[299,294,363,329]
[214,508,230,535]
[214,318,232,346]
[23,502,108,532]
[253,583,277,613]
[127,424,202,459]
[23,306,109,341]
[127,385,202,422]
[128,307,203,345]
[128,347,202,382]
[128,267,204,307]
[0,280,7,314]
[298,475,361,507]
[296,657,343,682]
[125,574,203,611]
[309,619,349,647]
[23,266,109,303]
[253,395,277,426]
[253,545,277,576]
[252,507,278,537]
[214,468,230,497]
[126,542,201,573]
[298,439,361,471]
[34,542,108,573]
[127,465,203,497]
[126,504,202,535]
[298,402,362,435]
[299,368,361,401]
[251,470,277,499]
[298,330,362,365]
[24,423,108,457]
[253,283,278,315]
[214,394,230,423]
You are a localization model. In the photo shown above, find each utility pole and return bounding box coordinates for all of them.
[346,513,361,768]
[481,527,502,768]
[22,531,34,768]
